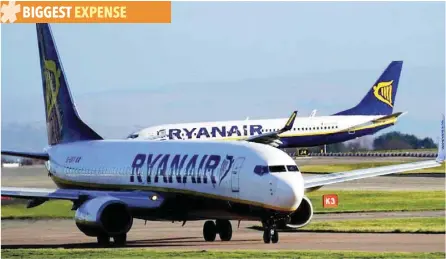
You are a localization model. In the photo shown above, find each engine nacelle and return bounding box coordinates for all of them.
[285,195,314,229]
[75,196,133,237]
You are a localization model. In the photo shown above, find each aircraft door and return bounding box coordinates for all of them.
[231,157,245,193]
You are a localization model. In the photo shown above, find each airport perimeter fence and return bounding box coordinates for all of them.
[286,151,437,158]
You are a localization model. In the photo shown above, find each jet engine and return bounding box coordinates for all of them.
[75,196,133,237]
[278,196,314,229]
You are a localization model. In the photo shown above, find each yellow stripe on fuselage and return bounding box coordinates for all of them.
[50,174,297,213]
[216,117,398,140]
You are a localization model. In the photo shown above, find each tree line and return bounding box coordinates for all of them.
[305,131,437,153]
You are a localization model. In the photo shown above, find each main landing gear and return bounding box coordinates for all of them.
[262,220,279,244]
[96,233,127,247]
[203,219,233,242]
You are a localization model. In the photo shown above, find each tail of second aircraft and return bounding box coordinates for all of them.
[36,23,103,145]
[334,61,403,116]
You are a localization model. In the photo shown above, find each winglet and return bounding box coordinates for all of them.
[436,114,445,163]
[280,110,297,133]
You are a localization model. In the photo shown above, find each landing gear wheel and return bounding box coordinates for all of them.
[203,220,217,242]
[97,234,110,246]
[271,230,279,244]
[113,233,127,246]
[216,219,232,241]
[263,229,271,243]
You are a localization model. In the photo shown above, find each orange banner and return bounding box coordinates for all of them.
[0,1,171,23]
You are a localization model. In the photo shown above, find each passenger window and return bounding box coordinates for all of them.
[287,165,299,172]
[269,165,286,173]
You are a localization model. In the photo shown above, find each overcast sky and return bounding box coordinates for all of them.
[2,1,445,141]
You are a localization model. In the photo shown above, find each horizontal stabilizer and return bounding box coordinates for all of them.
[371,111,406,123]
[1,150,49,160]
[340,112,405,133]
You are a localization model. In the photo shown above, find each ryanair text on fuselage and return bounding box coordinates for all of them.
[130,153,245,187]
[168,125,263,139]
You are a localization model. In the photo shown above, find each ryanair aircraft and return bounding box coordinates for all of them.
[130,61,405,148]
[2,24,444,247]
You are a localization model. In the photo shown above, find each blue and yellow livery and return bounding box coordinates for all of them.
[131,61,405,148]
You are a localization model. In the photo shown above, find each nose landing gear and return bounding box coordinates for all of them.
[262,219,279,244]
[263,228,279,243]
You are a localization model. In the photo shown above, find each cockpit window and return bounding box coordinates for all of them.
[157,129,167,137]
[269,165,286,173]
[254,165,269,176]
[286,165,299,172]
[127,133,139,139]
[255,165,297,175]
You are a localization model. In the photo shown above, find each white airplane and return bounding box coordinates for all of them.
[129,61,405,148]
[2,24,445,247]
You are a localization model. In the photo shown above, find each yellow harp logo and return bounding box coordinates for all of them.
[373,80,394,107]
[44,59,63,145]
[44,60,61,119]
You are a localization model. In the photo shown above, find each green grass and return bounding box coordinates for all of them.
[300,217,445,233]
[1,249,444,259]
[307,190,445,213]
[300,162,445,174]
[2,191,445,220]
[1,200,74,219]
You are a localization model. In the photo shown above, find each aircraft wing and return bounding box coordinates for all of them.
[304,115,445,192]
[1,187,164,209]
[245,110,297,147]
[2,150,49,160]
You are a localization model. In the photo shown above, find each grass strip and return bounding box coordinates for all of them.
[300,162,445,174]
[1,249,445,259]
[2,191,444,219]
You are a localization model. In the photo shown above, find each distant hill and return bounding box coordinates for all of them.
[2,66,443,151]
[1,122,135,151]
[1,123,47,152]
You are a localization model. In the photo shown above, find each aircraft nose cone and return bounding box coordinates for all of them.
[275,175,304,211]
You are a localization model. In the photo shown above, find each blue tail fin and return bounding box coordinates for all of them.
[36,23,103,145]
[334,61,403,116]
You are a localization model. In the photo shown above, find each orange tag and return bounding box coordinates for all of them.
[322,194,338,208]
[0,1,171,23]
